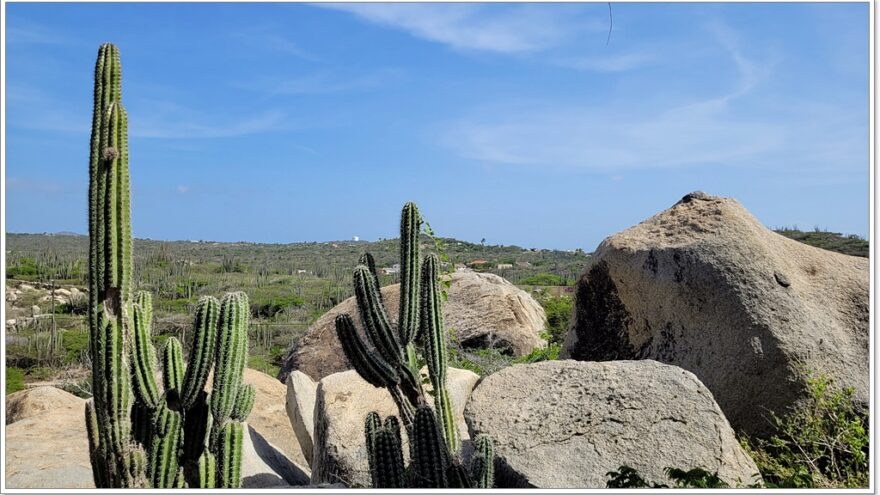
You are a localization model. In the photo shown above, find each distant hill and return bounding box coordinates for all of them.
[775,229,868,258]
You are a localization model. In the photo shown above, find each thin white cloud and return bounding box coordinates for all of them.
[8,177,68,193]
[8,87,290,139]
[131,107,287,139]
[440,22,862,173]
[320,3,602,54]
[234,68,405,96]
[7,21,72,45]
[230,26,320,61]
[556,51,657,73]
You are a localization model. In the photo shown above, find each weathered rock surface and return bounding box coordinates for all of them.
[279,270,546,381]
[5,388,92,489]
[241,423,310,488]
[6,386,86,424]
[562,192,869,436]
[286,370,318,467]
[310,367,480,487]
[465,360,761,488]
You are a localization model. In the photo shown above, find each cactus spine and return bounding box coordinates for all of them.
[84,43,251,489]
[471,434,495,489]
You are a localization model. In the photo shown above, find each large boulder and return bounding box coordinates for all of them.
[5,388,92,489]
[465,359,761,488]
[561,192,869,436]
[310,367,480,487]
[279,270,546,381]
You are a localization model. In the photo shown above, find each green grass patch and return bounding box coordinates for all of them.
[248,354,280,377]
[6,367,26,395]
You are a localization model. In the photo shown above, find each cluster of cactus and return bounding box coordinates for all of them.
[84,43,252,488]
[335,202,496,488]
[364,407,495,488]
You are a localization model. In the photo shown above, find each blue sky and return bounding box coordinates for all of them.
[5,2,869,250]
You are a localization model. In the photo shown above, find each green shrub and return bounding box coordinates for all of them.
[61,330,90,364]
[519,273,566,286]
[740,373,869,488]
[606,466,728,488]
[248,354,280,377]
[513,339,560,364]
[251,295,305,318]
[539,295,573,344]
[7,257,38,278]
[6,367,26,394]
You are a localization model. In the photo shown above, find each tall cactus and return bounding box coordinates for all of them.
[420,254,459,453]
[398,202,421,371]
[337,202,496,488]
[84,43,251,489]
[86,41,138,488]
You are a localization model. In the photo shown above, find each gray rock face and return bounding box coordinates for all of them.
[310,367,479,487]
[286,370,318,467]
[561,193,869,436]
[278,270,546,381]
[464,360,761,488]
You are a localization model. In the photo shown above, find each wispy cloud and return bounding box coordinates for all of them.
[556,51,657,73]
[8,177,75,194]
[131,104,288,139]
[6,20,73,45]
[234,68,405,96]
[8,86,290,139]
[440,22,860,173]
[230,26,320,61]
[320,3,602,54]
[7,85,89,133]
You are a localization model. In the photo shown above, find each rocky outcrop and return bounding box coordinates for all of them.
[310,367,480,487]
[562,192,869,436]
[6,386,85,424]
[464,360,761,488]
[5,388,92,489]
[279,270,546,381]
[286,371,318,467]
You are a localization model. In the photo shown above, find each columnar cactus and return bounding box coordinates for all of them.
[398,202,422,371]
[420,254,459,452]
[365,406,486,489]
[84,43,252,489]
[470,434,496,489]
[86,41,137,488]
[337,202,497,488]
